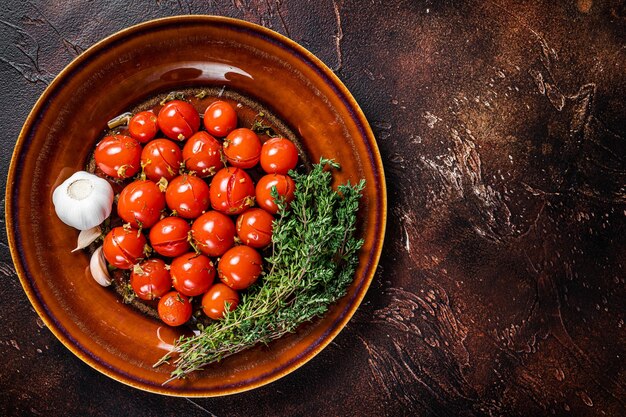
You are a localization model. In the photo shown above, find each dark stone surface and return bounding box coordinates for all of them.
[1,0,624,416]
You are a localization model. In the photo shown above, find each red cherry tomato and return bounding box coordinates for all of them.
[260,137,299,174]
[255,174,296,214]
[117,180,165,228]
[165,175,210,219]
[203,100,237,137]
[102,226,147,269]
[223,128,261,169]
[128,111,158,143]
[209,167,255,215]
[140,138,182,182]
[158,291,192,326]
[170,252,215,297]
[191,211,236,257]
[182,131,224,177]
[218,245,263,290]
[201,283,239,320]
[149,216,191,257]
[236,209,274,248]
[157,100,200,141]
[130,259,172,300]
[94,134,141,179]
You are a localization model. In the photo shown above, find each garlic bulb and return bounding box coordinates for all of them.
[90,246,112,286]
[52,171,114,230]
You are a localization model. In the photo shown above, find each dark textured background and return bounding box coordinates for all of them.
[1,1,625,416]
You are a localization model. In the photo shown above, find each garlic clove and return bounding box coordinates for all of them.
[71,226,102,253]
[89,246,112,287]
[52,171,114,230]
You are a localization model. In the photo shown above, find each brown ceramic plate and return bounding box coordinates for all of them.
[6,16,386,396]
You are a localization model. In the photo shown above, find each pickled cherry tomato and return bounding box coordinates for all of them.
[203,100,237,137]
[140,138,182,182]
[165,175,210,219]
[260,137,298,174]
[236,208,274,248]
[170,252,215,297]
[149,217,191,257]
[102,226,147,269]
[223,128,261,169]
[117,180,165,228]
[218,245,263,290]
[255,174,296,214]
[128,111,158,143]
[157,100,200,141]
[209,167,255,215]
[191,211,236,257]
[201,283,239,320]
[94,134,141,179]
[158,291,192,326]
[182,131,224,177]
[130,259,172,300]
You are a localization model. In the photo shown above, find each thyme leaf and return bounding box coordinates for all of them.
[159,91,186,105]
[250,112,279,137]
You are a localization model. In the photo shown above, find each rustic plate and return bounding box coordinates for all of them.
[6,16,386,396]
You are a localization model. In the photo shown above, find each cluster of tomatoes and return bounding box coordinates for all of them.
[93,99,299,326]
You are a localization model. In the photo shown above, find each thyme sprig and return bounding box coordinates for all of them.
[156,158,364,382]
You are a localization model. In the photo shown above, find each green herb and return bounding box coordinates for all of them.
[187,231,202,255]
[159,91,186,105]
[250,112,279,137]
[136,220,144,235]
[156,177,168,193]
[107,112,132,129]
[120,282,136,304]
[155,159,365,382]
[96,217,111,243]
[218,148,228,167]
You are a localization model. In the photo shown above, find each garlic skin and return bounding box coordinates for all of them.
[71,226,102,253]
[90,246,112,286]
[52,171,114,230]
